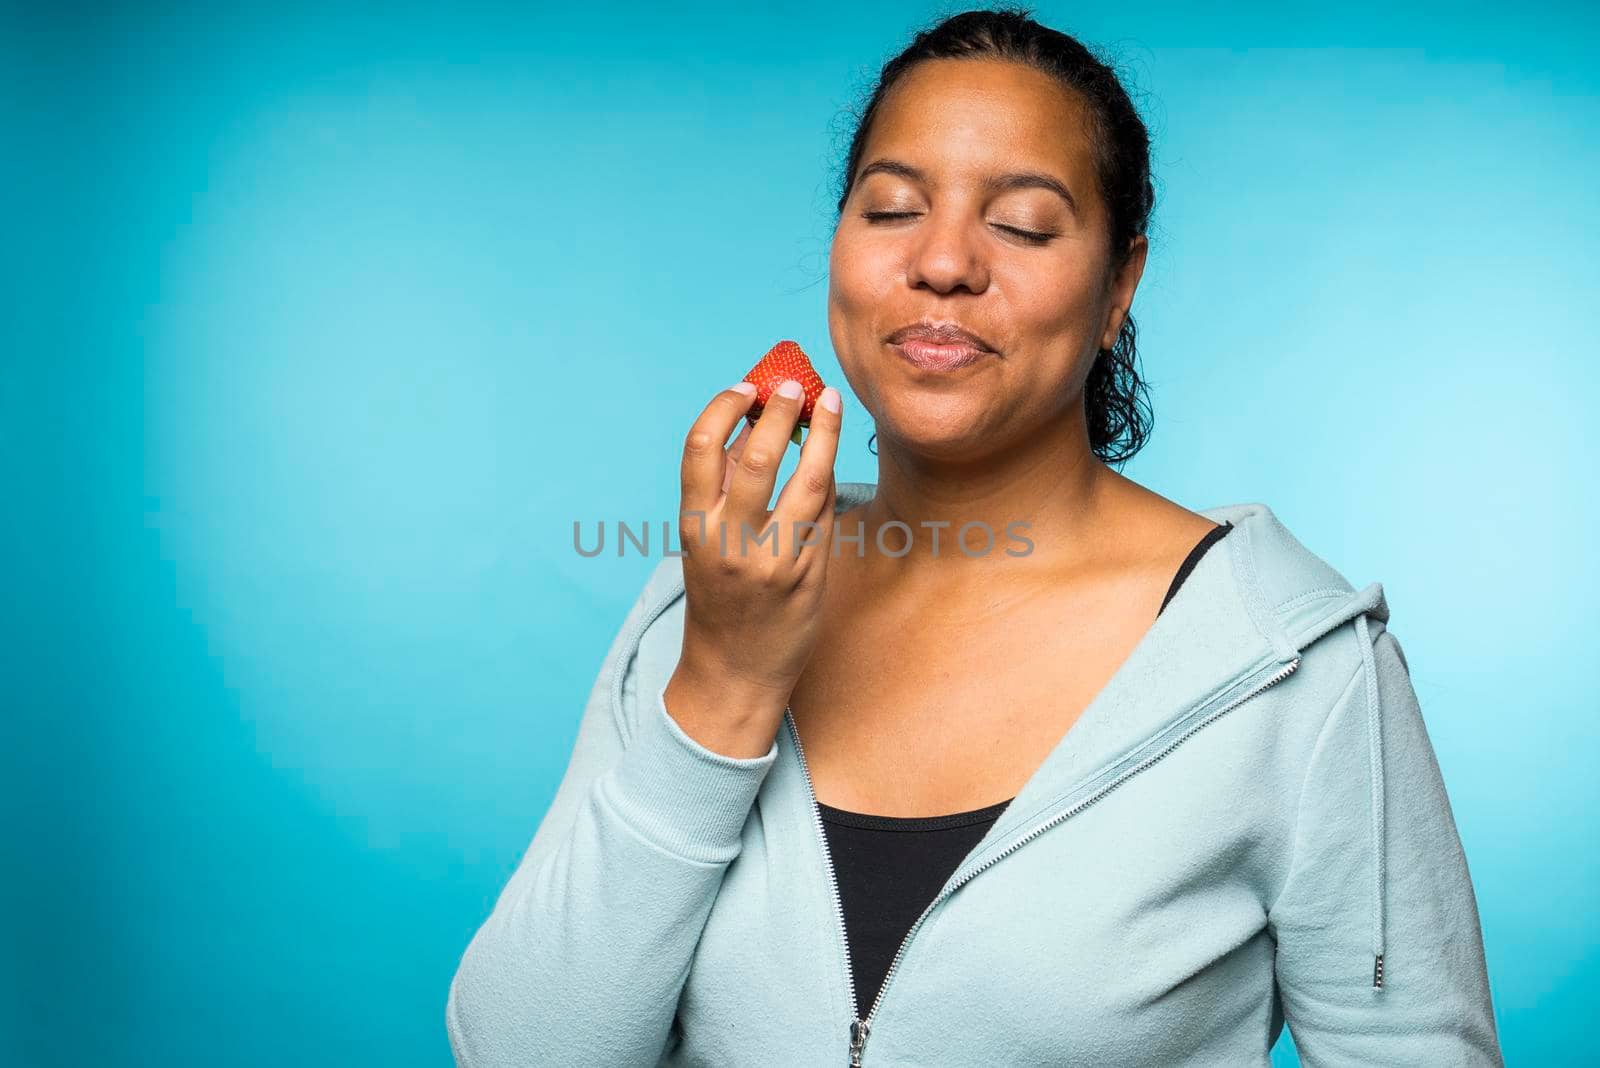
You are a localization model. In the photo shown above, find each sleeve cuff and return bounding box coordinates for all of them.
[599,678,780,864]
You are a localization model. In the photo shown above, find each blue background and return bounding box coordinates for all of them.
[6,2,1596,1064]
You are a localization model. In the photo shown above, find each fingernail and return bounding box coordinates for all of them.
[819,386,841,414]
[731,382,757,397]
[776,379,802,399]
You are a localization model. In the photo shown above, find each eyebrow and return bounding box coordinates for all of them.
[855,157,1078,216]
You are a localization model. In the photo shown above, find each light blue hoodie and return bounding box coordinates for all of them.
[446,481,1502,1066]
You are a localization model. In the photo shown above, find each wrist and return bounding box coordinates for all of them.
[676,639,795,707]
[664,659,788,760]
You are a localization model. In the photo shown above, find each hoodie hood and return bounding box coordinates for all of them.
[812,481,1392,987]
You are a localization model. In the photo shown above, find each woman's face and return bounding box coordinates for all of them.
[828,58,1146,461]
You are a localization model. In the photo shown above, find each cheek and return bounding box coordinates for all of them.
[992,261,1109,400]
[1003,257,1099,326]
[1002,266,1110,373]
[832,226,906,303]
[826,236,894,403]
[827,234,885,349]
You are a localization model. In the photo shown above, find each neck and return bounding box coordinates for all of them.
[845,412,1121,581]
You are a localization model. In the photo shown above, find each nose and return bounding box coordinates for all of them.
[904,207,990,296]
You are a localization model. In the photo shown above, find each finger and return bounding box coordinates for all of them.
[800,471,839,568]
[771,386,843,550]
[721,421,752,497]
[682,384,757,522]
[724,378,807,533]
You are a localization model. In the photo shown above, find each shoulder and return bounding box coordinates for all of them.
[1205,500,1400,710]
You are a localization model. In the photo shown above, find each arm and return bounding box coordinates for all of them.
[445,560,779,1066]
[1269,617,1503,1066]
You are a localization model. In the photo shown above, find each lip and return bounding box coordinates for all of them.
[891,340,990,371]
[887,319,998,351]
[885,319,998,372]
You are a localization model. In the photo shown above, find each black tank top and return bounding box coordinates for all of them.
[816,520,1235,1014]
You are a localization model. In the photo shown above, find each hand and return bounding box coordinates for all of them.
[663,378,844,758]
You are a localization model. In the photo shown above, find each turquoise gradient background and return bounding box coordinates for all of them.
[6,2,1596,1064]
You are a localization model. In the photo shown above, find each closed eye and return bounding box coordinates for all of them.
[993,224,1055,245]
[860,211,1055,245]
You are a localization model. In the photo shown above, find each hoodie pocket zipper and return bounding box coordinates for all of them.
[785,653,1300,1066]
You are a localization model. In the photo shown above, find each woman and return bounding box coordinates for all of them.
[448,9,1501,1065]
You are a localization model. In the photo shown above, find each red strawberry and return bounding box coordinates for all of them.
[742,340,827,446]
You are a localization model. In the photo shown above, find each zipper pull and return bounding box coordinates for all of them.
[849,1017,870,1065]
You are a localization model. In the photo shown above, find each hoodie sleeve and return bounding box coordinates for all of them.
[1268,615,1503,1066]
[445,560,780,1066]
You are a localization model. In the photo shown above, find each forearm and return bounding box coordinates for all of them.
[446,679,778,1065]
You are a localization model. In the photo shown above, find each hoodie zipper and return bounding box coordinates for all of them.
[784,712,871,1064]
[785,653,1300,1067]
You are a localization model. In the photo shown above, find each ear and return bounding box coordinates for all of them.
[1099,234,1149,352]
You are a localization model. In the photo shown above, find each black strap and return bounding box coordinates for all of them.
[1158,521,1234,617]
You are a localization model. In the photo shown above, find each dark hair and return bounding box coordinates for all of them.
[834,6,1155,466]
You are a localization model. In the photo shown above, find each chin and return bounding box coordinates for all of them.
[874,406,993,458]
